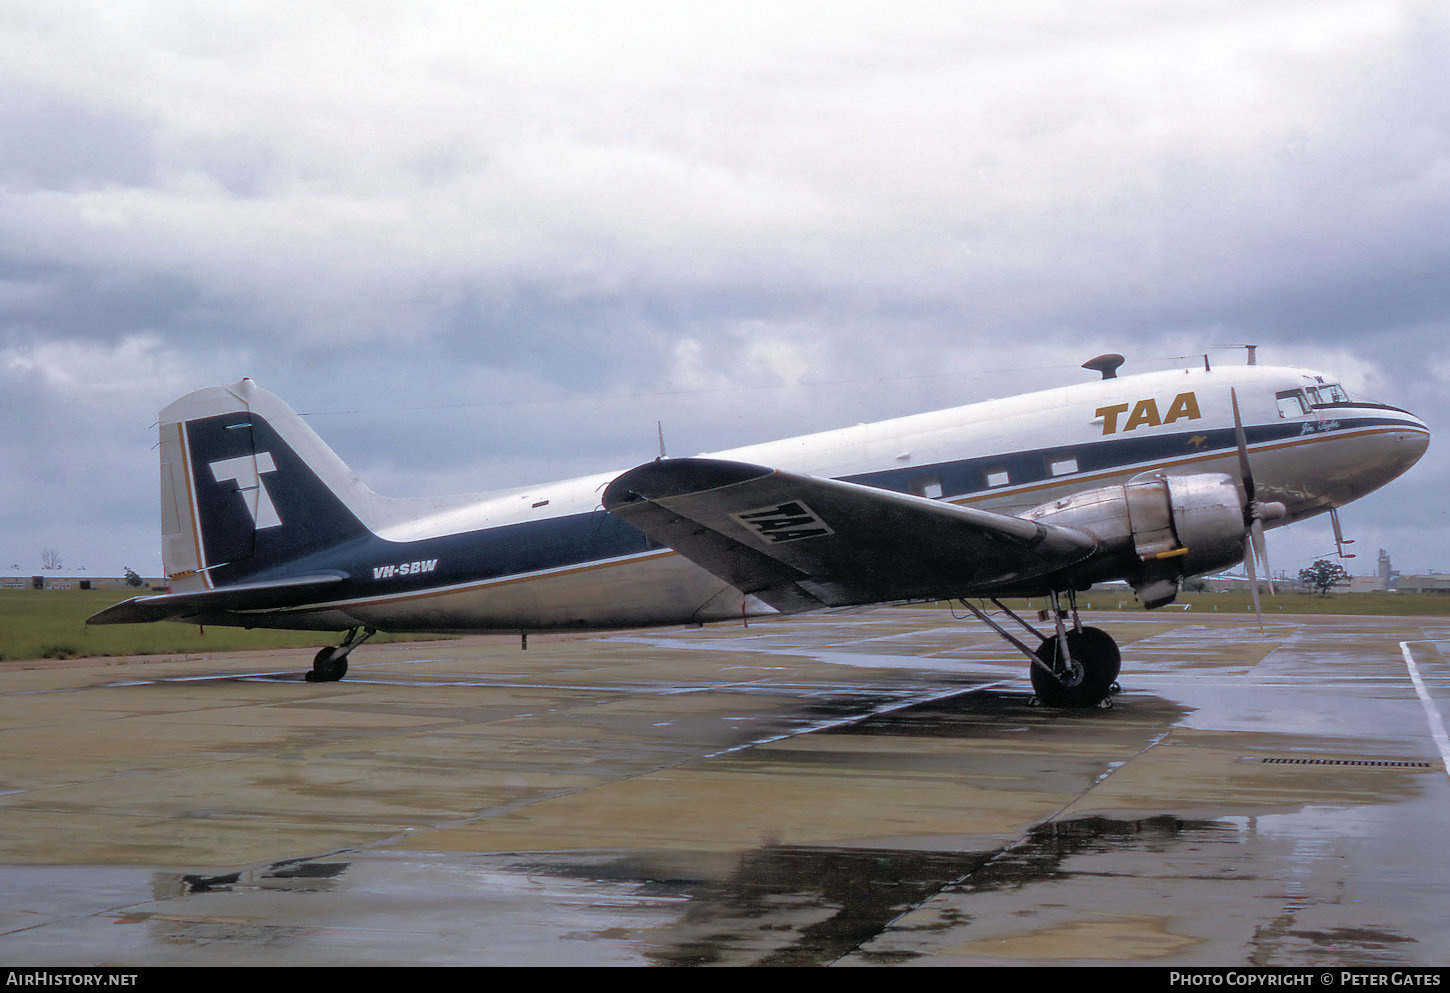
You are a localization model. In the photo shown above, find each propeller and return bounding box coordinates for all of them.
[1230,388,1287,628]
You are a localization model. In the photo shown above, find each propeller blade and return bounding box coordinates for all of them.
[1243,533,1264,630]
[1230,387,1256,505]
[1251,518,1276,596]
[1232,387,1273,621]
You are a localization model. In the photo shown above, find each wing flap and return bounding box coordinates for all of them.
[602,459,1097,611]
[86,572,348,625]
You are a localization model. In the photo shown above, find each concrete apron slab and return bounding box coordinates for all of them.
[1,610,1448,965]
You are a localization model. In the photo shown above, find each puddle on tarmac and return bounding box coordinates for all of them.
[6,805,1434,966]
[614,815,1227,965]
[131,824,1167,965]
[103,810,1415,967]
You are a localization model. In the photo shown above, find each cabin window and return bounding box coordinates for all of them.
[1048,455,1078,477]
[983,466,1010,488]
[1276,390,1309,418]
[909,475,944,499]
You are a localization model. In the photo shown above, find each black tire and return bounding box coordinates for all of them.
[1031,629,1118,708]
[306,646,348,682]
[1075,626,1121,685]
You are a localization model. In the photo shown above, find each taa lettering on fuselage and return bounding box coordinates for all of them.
[1095,392,1202,435]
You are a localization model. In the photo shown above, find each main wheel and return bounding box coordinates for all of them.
[305,646,348,682]
[1074,626,1121,685]
[1031,628,1118,708]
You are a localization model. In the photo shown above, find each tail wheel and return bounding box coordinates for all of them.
[1031,628,1119,708]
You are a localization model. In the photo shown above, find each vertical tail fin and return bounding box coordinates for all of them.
[160,379,376,591]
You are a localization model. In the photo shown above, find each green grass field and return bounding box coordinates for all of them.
[3,586,1448,663]
[0,588,444,661]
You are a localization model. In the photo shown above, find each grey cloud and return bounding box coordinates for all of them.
[0,87,156,192]
[0,258,207,344]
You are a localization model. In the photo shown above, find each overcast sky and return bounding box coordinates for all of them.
[2,0,1446,582]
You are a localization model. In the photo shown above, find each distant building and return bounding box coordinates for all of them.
[1379,549,1399,591]
[1343,549,1397,592]
[1395,575,1450,594]
[0,570,160,591]
[1336,549,1450,594]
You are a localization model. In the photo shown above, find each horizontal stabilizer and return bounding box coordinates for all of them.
[602,458,1097,612]
[86,573,349,625]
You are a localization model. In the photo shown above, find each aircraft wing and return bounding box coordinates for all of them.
[602,459,1098,612]
[86,572,348,625]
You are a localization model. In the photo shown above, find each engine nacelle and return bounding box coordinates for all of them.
[1024,473,1248,608]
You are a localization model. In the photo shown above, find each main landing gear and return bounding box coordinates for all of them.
[306,626,376,682]
[957,590,1121,708]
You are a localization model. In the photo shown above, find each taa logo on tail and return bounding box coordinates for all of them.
[209,453,283,529]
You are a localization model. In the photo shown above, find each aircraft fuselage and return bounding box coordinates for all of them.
[128,363,1425,635]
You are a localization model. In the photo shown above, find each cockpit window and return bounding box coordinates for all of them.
[1276,390,1309,418]
[1309,383,1351,406]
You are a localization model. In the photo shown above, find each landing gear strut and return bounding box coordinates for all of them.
[957,591,1120,708]
[306,626,375,682]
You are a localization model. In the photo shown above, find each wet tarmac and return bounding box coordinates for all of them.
[1,607,1448,966]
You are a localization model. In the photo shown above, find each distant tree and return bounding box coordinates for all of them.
[124,568,144,588]
[1299,559,1351,596]
[40,548,62,571]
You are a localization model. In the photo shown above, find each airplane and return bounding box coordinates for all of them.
[88,353,1429,706]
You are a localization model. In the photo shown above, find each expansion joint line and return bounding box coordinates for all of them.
[1399,640,1450,779]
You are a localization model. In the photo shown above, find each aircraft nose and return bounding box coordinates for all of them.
[1329,404,1431,504]
[1402,413,1431,462]
[1384,408,1430,478]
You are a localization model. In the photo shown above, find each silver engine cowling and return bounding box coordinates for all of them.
[1024,473,1254,608]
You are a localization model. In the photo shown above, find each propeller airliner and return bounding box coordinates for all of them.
[89,354,1429,706]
